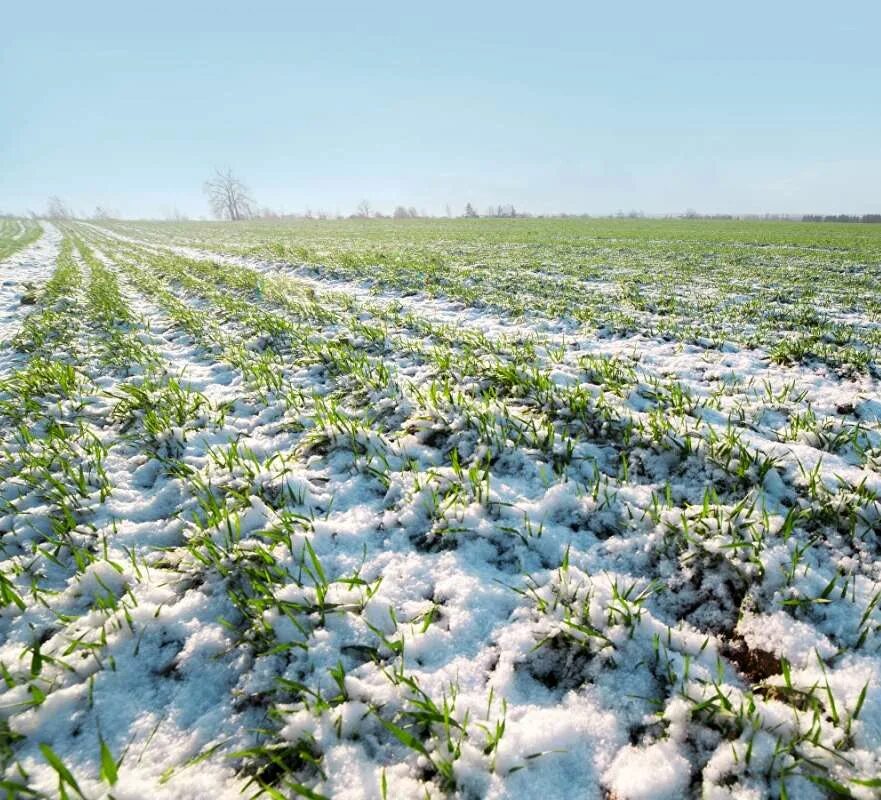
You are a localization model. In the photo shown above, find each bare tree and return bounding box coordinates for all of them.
[46,196,71,219]
[203,168,254,221]
[464,203,478,218]
[356,200,371,218]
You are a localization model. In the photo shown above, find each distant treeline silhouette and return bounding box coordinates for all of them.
[802,214,881,223]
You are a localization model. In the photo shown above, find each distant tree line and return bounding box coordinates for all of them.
[802,214,881,223]
[675,211,881,223]
[30,173,881,224]
[484,204,519,218]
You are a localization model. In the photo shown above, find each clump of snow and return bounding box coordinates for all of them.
[604,740,691,800]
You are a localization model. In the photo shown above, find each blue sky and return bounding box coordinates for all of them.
[3,1,879,218]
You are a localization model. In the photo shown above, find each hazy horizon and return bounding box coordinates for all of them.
[3,0,880,219]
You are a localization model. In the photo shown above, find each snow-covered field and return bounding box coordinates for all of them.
[1,218,880,799]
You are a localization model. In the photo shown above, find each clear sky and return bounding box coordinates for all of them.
[3,1,879,219]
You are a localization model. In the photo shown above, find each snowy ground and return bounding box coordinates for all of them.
[1,221,880,800]
[0,224,61,362]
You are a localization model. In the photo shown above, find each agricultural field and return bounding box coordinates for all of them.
[1,216,880,800]
[0,220,43,264]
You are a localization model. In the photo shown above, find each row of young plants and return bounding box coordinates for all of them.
[0,219,42,262]
[89,230,881,543]
[3,217,872,785]
[103,218,881,374]
[72,231,529,797]
[66,227,881,797]
[0,232,270,797]
[87,233,877,608]
[0,234,134,797]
